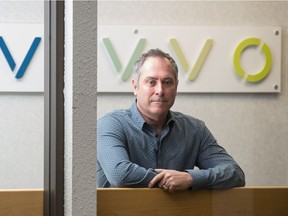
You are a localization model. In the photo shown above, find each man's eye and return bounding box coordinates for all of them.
[163,80,173,87]
[147,80,156,86]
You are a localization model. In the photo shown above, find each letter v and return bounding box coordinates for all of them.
[103,38,146,81]
[170,38,213,80]
[0,37,41,79]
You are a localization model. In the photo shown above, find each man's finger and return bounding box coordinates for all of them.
[148,172,165,188]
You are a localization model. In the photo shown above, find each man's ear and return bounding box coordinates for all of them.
[132,79,137,96]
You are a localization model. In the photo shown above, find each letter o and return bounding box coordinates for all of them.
[233,37,272,83]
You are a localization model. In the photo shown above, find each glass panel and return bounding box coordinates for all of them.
[0,1,44,189]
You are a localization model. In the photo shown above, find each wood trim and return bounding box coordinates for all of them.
[97,187,288,216]
[0,190,43,216]
[1,187,287,216]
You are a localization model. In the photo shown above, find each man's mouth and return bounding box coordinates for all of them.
[151,99,167,103]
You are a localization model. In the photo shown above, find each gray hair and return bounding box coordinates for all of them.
[133,49,178,84]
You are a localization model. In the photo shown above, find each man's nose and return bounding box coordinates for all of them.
[155,82,164,95]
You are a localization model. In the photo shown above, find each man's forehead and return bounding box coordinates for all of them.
[139,58,175,79]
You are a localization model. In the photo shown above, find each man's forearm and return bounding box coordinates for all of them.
[187,164,245,190]
[102,162,157,187]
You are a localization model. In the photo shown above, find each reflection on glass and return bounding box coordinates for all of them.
[0,1,44,189]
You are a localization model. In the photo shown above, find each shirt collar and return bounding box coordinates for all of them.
[167,111,176,128]
[130,100,146,129]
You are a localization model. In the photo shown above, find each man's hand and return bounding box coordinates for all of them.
[148,169,193,193]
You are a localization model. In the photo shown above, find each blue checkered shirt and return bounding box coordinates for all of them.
[97,101,245,189]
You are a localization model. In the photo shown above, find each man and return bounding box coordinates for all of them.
[97,49,245,193]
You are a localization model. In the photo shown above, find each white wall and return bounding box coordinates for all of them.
[0,1,44,189]
[97,1,288,186]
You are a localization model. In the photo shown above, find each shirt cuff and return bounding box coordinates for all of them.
[185,169,207,190]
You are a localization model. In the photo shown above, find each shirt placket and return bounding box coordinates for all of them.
[155,124,170,169]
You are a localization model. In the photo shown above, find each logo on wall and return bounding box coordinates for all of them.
[0,24,44,92]
[233,37,272,83]
[103,38,146,81]
[0,36,41,79]
[98,26,281,93]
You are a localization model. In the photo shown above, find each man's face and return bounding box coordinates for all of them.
[132,56,178,120]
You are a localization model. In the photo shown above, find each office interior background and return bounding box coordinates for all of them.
[98,1,288,187]
[0,1,287,215]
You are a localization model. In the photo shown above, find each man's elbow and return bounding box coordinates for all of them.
[229,166,245,188]
[236,169,246,187]
[107,174,129,188]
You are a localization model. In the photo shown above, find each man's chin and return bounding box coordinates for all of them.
[150,107,169,115]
